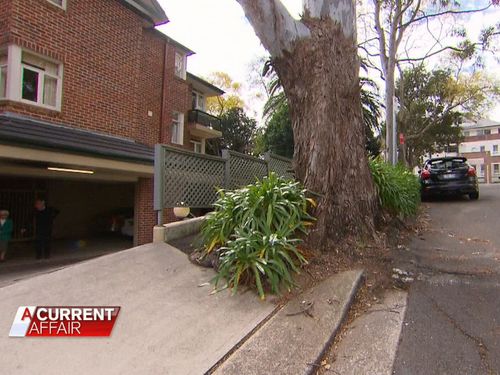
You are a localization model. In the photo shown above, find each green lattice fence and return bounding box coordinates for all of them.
[154,145,293,211]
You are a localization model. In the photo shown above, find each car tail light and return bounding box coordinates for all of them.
[467,167,476,177]
[421,169,431,180]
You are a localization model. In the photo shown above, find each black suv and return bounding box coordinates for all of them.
[419,157,479,200]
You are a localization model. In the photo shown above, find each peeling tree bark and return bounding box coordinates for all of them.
[236,0,378,248]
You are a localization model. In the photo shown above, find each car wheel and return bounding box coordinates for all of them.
[469,192,479,200]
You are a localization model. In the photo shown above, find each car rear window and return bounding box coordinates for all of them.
[428,159,467,170]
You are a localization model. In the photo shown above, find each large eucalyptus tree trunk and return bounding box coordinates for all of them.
[236,0,378,248]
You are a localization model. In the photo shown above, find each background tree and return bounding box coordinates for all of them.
[262,103,295,158]
[235,0,379,247]
[396,65,500,166]
[206,72,245,117]
[359,0,500,164]
[206,107,257,155]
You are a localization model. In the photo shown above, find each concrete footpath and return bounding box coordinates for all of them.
[0,243,275,375]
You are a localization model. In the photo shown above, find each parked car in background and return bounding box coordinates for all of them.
[419,157,479,200]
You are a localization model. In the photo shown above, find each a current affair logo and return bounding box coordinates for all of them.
[9,306,120,337]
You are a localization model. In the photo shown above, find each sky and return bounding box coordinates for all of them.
[157,0,500,122]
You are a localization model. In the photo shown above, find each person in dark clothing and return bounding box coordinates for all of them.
[34,199,59,260]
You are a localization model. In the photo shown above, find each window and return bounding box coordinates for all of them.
[0,53,6,99]
[174,52,186,79]
[463,131,470,137]
[171,112,184,145]
[480,164,485,175]
[46,0,66,9]
[191,141,202,154]
[21,52,60,108]
[478,129,491,136]
[0,46,62,110]
[480,146,486,152]
[494,164,500,175]
[494,145,498,153]
[192,91,205,111]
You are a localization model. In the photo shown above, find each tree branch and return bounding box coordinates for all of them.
[400,3,493,29]
[235,0,310,58]
[397,45,464,62]
[373,0,389,74]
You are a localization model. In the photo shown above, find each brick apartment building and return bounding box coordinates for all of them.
[458,119,500,184]
[0,0,224,246]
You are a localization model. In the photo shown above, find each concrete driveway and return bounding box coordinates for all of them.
[0,237,132,288]
[0,243,274,375]
[393,184,500,375]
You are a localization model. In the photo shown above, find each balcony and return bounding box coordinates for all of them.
[187,109,222,139]
[188,109,221,129]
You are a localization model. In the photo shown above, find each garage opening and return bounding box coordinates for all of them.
[0,176,134,262]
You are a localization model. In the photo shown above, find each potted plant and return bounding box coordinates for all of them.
[173,202,190,219]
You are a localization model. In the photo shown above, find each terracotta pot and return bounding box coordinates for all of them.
[173,206,190,219]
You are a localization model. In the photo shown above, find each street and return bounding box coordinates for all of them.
[393,184,500,375]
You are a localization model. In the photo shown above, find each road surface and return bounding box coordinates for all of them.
[393,185,500,375]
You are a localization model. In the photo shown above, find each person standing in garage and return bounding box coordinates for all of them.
[0,210,13,262]
[34,199,59,260]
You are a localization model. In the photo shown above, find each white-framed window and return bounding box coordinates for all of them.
[21,52,60,108]
[493,164,500,175]
[0,52,7,99]
[171,112,184,145]
[494,145,498,153]
[174,52,186,80]
[46,0,66,9]
[463,131,470,137]
[0,45,63,110]
[480,145,485,152]
[192,91,205,111]
[191,140,202,154]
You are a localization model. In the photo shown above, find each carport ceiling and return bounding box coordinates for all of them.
[0,159,140,183]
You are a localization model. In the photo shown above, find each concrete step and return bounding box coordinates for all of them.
[212,269,364,375]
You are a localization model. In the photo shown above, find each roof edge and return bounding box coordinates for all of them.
[119,0,169,26]
[148,29,195,56]
[187,72,225,96]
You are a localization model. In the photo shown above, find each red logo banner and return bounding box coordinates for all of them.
[10,306,120,337]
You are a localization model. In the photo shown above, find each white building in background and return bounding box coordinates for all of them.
[458,119,500,183]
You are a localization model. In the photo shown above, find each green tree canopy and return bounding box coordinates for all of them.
[396,65,500,166]
[205,72,245,117]
[206,107,257,155]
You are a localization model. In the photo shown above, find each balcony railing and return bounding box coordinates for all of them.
[188,109,221,129]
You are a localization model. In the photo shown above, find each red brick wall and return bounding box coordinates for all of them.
[140,30,165,146]
[0,0,12,46]
[162,42,192,150]
[1,0,152,142]
[461,151,500,184]
[463,133,500,143]
[0,0,199,244]
[1,0,197,148]
[134,177,155,245]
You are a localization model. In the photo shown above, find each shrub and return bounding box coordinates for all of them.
[201,173,315,299]
[369,158,420,217]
